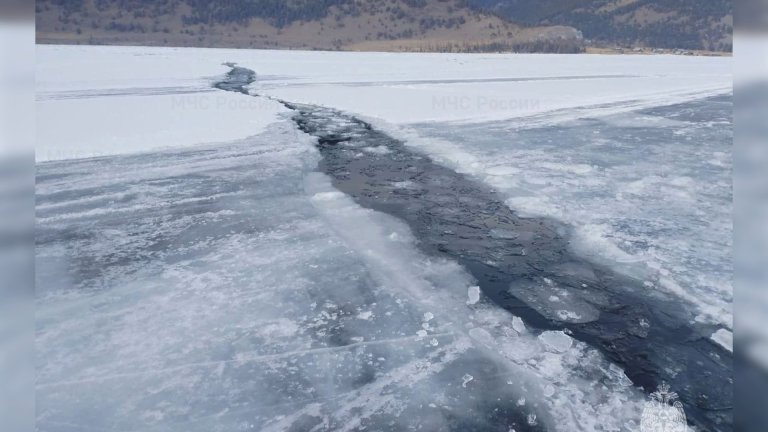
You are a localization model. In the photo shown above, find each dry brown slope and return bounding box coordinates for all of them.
[35,0,584,53]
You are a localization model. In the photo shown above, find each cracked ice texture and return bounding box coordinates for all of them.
[37,120,645,431]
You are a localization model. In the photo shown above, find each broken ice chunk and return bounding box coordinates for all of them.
[711,328,733,352]
[467,286,481,305]
[538,330,573,353]
[356,311,373,320]
[461,374,474,388]
[512,316,526,334]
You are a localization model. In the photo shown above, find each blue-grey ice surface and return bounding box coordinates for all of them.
[409,95,733,330]
[36,119,647,431]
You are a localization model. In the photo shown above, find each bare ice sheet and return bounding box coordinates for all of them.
[36,120,647,431]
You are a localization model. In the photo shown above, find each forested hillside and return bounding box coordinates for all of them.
[36,0,730,52]
[462,0,732,51]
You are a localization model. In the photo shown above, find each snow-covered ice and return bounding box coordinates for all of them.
[242,49,730,125]
[37,45,730,162]
[36,45,288,161]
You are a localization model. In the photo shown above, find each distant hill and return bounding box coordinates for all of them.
[35,0,730,53]
[462,0,732,51]
[34,0,582,53]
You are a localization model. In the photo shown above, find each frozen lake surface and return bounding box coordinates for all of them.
[409,95,733,330]
[36,46,732,431]
[36,120,645,432]
[279,76,732,431]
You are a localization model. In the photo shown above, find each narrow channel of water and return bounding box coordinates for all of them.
[215,65,732,432]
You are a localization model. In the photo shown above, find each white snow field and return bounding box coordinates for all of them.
[36,45,289,161]
[37,45,731,161]
[36,45,731,430]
